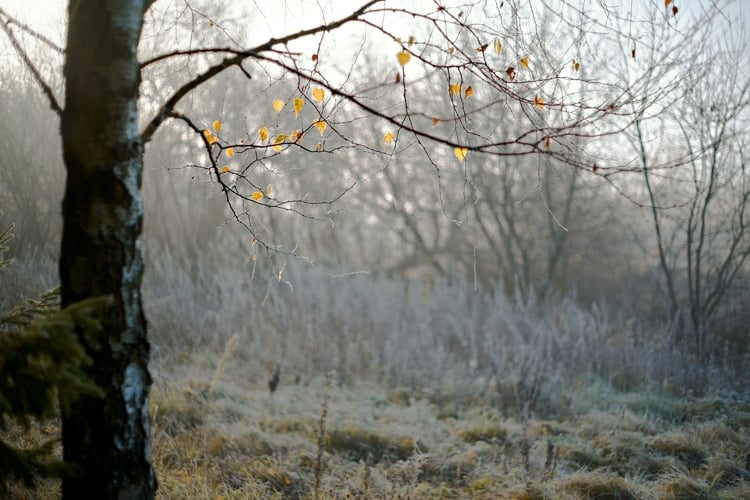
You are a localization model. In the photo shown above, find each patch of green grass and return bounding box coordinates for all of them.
[325,425,419,462]
[559,444,612,470]
[656,471,717,500]
[650,433,707,469]
[457,422,507,444]
[562,472,641,500]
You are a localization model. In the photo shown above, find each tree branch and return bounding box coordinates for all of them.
[140,0,383,144]
[0,7,64,54]
[0,9,63,116]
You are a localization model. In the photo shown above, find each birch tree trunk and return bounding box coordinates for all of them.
[59,1,156,497]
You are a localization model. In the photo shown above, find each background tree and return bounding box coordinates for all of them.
[617,9,750,364]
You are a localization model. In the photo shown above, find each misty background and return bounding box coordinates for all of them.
[1,0,748,418]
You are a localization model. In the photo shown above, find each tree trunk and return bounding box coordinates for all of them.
[59,1,155,498]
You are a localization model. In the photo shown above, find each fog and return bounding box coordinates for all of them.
[4,0,747,396]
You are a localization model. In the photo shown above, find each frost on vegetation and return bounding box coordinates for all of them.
[137,246,747,418]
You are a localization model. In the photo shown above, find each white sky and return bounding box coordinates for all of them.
[2,0,747,56]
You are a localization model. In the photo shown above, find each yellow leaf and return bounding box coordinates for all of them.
[464,85,474,99]
[544,135,551,149]
[383,131,395,144]
[396,51,411,66]
[520,57,529,69]
[493,38,502,55]
[259,127,269,142]
[454,147,468,161]
[272,99,285,112]
[665,0,672,5]
[266,185,272,196]
[252,191,263,201]
[432,117,440,126]
[448,47,455,55]
[312,87,325,103]
[291,129,303,142]
[408,35,415,46]
[220,165,230,174]
[272,134,288,152]
[226,147,235,158]
[313,119,327,135]
[449,83,461,96]
[316,143,323,151]
[293,97,304,118]
[535,95,545,109]
[203,130,218,144]
[213,120,221,132]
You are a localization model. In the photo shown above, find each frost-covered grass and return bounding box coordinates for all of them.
[3,245,749,498]
[6,359,750,499]
[138,350,750,499]
[143,245,748,417]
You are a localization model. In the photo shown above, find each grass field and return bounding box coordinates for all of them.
[3,251,749,499]
[5,342,750,499]
[149,348,750,499]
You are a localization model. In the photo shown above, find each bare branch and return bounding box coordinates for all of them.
[0,9,62,116]
[0,7,64,54]
[140,47,246,69]
[140,0,383,143]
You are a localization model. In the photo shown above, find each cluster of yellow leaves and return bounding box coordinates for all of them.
[454,147,468,161]
[257,88,332,152]
[272,134,288,152]
[251,186,272,202]
[272,89,326,118]
[202,129,219,145]
[448,83,474,99]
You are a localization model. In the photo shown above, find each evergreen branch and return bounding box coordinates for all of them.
[0,287,60,331]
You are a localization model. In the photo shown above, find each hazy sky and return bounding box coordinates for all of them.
[2,0,747,54]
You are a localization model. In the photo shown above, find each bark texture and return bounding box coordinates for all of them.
[59,1,155,498]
